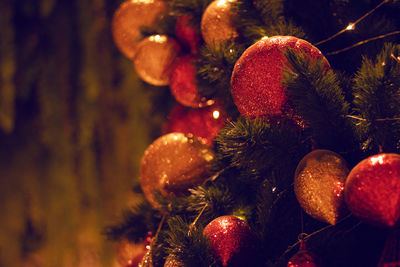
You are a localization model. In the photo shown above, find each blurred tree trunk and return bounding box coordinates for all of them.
[0,0,155,266]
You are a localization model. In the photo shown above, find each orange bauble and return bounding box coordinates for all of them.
[112,0,166,59]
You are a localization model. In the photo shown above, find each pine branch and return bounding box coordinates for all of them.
[283,48,357,154]
[353,43,400,153]
[166,0,213,25]
[165,216,217,267]
[232,0,305,44]
[213,117,311,188]
[104,200,162,242]
[187,184,235,222]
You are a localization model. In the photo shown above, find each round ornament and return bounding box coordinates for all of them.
[134,35,181,86]
[140,133,214,207]
[112,0,166,59]
[344,153,400,227]
[175,15,202,54]
[287,241,319,267]
[231,36,329,120]
[203,215,255,267]
[170,55,206,108]
[166,103,228,145]
[201,0,239,46]
[294,149,349,225]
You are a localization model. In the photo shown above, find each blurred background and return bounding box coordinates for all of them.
[0,0,165,266]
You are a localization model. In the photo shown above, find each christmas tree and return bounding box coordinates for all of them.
[107,0,400,266]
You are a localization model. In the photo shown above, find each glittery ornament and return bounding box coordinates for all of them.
[203,215,256,267]
[201,0,239,46]
[287,241,320,267]
[231,36,329,120]
[378,226,400,267]
[163,254,184,267]
[170,55,207,108]
[134,35,181,86]
[345,153,400,227]
[166,103,228,145]
[175,15,202,54]
[294,150,349,225]
[112,0,166,59]
[140,133,214,207]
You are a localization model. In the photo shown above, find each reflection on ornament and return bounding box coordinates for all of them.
[201,0,238,46]
[231,36,329,120]
[112,0,166,59]
[140,133,214,207]
[294,150,349,225]
[170,55,207,107]
[166,103,228,145]
[203,215,256,267]
[134,35,181,86]
[345,153,400,227]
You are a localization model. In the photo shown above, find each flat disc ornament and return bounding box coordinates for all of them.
[112,0,166,59]
[133,35,181,86]
[201,0,239,46]
[140,133,214,208]
[231,36,329,120]
[294,150,349,225]
[344,153,400,227]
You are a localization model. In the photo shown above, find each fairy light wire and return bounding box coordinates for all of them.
[325,30,400,56]
[315,0,390,46]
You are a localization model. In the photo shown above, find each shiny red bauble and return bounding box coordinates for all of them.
[175,15,202,55]
[231,36,329,121]
[203,215,256,267]
[166,103,228,145]
[345,153,400,227]
[170,55,206,108]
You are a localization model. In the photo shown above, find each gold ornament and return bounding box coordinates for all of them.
[164,254,184,267]
[140,133,214,207]
[133,35,181,86]
[201,0,239,46]
[112,0,166,59]
[294,149,349,225]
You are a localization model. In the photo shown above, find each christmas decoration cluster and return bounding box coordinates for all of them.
[110,0,400,266]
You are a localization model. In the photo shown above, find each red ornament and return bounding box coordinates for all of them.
[231,36,329,120]
[203,215,256,267]
[175,15,202,55]
[287,241,319,267]
[170,55,208,108]
[166,103,228,145]
[378,225,400,267]
[345,153,400,227]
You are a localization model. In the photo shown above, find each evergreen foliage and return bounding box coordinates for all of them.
[106,0,400,266]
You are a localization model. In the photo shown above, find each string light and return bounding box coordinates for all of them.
[315,0,389,46]
[346,23,355,31]
[326,30,400,56]
[391,53,400,63]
